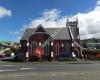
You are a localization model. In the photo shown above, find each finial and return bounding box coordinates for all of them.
[66,18,69,27]
[76,16,78,25]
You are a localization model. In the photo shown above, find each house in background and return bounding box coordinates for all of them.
[0,43,10,55]
[0,42,19,58]
[19,19,81,61]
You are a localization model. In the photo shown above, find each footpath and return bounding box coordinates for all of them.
[0,60,99,65]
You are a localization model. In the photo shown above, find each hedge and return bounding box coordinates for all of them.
[82,49,100,55]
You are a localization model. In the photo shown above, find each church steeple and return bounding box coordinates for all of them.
[66,18,79,39]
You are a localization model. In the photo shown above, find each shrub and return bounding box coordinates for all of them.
[82,49,100,55]
[82,48,100,60]
[3,49,12,56]
[96,54,100,59]
[10,47,19,56]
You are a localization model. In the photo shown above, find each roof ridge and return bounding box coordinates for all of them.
[26,27,66,29]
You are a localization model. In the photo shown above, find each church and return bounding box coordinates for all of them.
[19,19,81,61]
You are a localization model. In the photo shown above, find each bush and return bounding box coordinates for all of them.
[10,47,19,56]
[96,54,100,59]
[82,49,100,60]
[3,49,12,56]
[82,49,100,55]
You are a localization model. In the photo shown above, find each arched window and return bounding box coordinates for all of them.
[61,43,64,53]
[55,44,59,55]
[44,43,50,55]
[31,41,37,55]
[66,44,69,53]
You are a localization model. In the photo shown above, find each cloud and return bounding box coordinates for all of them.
[9,31,20,35]
[27,9,66,28]
[0,6,11,18]
[20,0,100,40]
[75,0,100,39]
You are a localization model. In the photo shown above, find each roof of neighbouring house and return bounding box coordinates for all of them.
[21,24,72,40]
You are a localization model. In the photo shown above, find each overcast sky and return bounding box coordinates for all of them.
[0,0,99,41]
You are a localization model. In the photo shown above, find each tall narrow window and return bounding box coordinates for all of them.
[61,43,64,53]
[31,41,37,55]
[44,43,50,54]
[66,44,69,53]
[55,44,59,55]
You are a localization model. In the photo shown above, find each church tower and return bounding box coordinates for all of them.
[66,18,82,59]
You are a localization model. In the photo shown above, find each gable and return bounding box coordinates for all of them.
[35,24,47,32]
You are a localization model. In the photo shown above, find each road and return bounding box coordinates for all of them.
[0,61,100,80]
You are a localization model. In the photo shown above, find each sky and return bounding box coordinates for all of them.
[0,0,99,42]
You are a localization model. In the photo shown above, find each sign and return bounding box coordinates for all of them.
[33,47,44,58]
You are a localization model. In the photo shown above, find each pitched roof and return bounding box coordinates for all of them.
[46,28,71,40]
[21,25,71,40]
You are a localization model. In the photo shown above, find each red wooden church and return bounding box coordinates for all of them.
[19,19,81,61]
